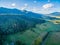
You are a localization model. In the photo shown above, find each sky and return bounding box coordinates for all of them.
[0,0,60,14]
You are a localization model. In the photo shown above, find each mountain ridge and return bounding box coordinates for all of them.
[48,12,60,16]
[0,7,44,18]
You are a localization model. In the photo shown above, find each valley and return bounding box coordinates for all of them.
[0,7,60,45]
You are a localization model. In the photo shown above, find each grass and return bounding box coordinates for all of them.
[6,30,39,45]
[44,32,60,45]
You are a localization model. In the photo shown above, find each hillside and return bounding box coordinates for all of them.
[0,7,60,45]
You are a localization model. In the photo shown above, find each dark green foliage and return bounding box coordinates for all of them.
[0,15,45,45]
[0,15,45,35]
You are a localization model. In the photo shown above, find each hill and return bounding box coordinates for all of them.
[47,12,60,16]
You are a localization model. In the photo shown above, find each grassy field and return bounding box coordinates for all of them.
[44,32,60,45]
[6,27,48,45]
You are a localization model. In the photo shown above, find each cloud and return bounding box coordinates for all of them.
[21,7,26,10]
[21,3,28,10]
[11,3,16,7]
[43,3,54,9]
[24,3,28,7]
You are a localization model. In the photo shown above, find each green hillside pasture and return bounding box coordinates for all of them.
[35,22,60,32]
[44,32,60,45]
[6,30,38,45]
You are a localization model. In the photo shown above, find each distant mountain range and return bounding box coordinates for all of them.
[47,12,60,16]
[0,7,60,20]
[0,7,44,19]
